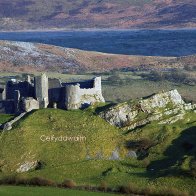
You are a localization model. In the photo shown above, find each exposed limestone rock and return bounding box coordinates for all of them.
[184,103,196,111]
[158,113,185,125]
[126,151,137,158]
[109,148,120,160]
[16,161,40,173]
[100,89,195,130]
[139,89,184,112]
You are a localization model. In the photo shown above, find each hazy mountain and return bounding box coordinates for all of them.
[0,0,195,31]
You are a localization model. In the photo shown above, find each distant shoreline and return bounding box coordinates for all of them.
[0,29,195,57]
[0,27,196,33]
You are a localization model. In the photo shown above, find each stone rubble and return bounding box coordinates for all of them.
[1,112,27,131]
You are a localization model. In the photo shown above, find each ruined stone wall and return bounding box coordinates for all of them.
[2,89,6,101]
[20,97,39,112]
[5,81,34,100]
[65,77,105,110]
[0,74,105,112]
[14,90,20,113]
[0,88,5,101]
[48,78,63,107]
[0,100,15,114]
[0,101,5,113]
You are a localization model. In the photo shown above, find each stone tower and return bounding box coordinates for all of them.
[34,73,49,108]
[64,77,105,110]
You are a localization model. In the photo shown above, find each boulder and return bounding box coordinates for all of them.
[16,161,41,173]
[100,89,194,130]
[127,151,137,158]
[109,149,120,160]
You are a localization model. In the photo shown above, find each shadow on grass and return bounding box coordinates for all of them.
[120,162,141,168]
[147,126,196,177]
[124,124,149,135]
[95,103,117,114]
[0,115,16,125]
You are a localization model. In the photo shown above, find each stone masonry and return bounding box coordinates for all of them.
[0,73,105,114]
[34,73,49,108]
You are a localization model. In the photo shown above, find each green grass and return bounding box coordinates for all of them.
[0,186,122,196]
[0,109,123,180]
[0,71,196,194]
[125,111,196,164]
[0,108,196,194]
[103,79,196,103]
[0,114,14,124]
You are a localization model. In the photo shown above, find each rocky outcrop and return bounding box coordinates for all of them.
[100,90,196,130]
[16,161,41,173]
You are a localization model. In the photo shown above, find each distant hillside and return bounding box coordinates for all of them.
[0,0,195,30]
[0,41,196,73]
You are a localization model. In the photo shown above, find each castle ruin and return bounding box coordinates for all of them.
[0,74,105,114]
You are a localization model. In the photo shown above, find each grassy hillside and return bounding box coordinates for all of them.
[0,0,195,30]
[0,109,122,173]
[0,40,182,73]
[0,108,196,194]
[0,114,14,124]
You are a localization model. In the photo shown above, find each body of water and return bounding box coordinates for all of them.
[0,29,196,57]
